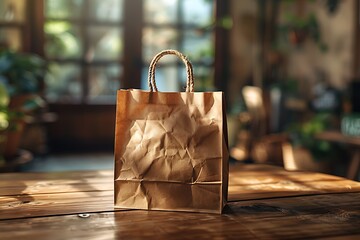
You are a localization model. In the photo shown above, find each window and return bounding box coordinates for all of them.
[142,0,215,91]
[44,0,123,103]
[43,0,217,104]
[0,0,27,51]
[1,0,220,104]
[0,0,227,150]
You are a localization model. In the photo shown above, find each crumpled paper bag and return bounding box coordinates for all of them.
[114,50,228,214]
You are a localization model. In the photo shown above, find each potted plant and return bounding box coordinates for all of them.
[0,49,47,160]
[275,12,327,52]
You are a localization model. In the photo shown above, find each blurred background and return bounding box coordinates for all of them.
[0,0,359,180]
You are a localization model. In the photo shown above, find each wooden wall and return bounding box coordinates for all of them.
[47,105,116,152]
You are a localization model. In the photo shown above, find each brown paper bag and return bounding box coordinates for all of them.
[114,50,228,214]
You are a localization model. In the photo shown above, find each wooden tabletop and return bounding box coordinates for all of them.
[316,131,360,146]
[1,164,360,239]
[316,131,360,180]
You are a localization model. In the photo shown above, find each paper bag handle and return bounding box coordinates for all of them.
[148,49,194,92]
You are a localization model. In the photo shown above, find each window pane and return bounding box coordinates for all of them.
[183,30,213,63]
[183,0,213,26]
[177,65,213,92]
[192,65,214,91]
[45,0,83,19]
[88,65,121,103]
[89,0,123,22]
[0,0,26,22]
[144,0,178,24]
[141,66,179,91]
[46,63,82,102]
[0,28,21,50]
[45,21,82,59]
[87,26,122,61]
[143,27,178,63]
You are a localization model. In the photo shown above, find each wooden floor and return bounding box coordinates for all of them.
[1,164,360,239]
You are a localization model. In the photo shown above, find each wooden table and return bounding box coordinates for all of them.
[316,131,360,180]
[1,164,360,239]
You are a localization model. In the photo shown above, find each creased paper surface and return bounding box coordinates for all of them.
[114,90,228,213]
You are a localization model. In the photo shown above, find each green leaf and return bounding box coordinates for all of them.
[0,83,9,107]
[0,112,9,130]
[22,96,46,111]
[218,16,233,29]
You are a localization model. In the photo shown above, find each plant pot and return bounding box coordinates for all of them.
[289,29,308,46]
[0,149,32,172]
[3,94,36,159]
[9,94,39,111]
[4,120,25,159]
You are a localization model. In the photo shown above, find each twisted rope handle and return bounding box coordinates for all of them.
[148,49,194,92]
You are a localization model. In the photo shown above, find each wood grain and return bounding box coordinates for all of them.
[1,164,360,239]
[1,193,360,240]
[1,164,360,221]
[229,164,360,201]
[0,211,256,240]
[227,192,360,239]
[0,171,113,196]
[0,191,118,220]
[2,164,359,197]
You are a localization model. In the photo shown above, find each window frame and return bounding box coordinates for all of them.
[1,0,229,104]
